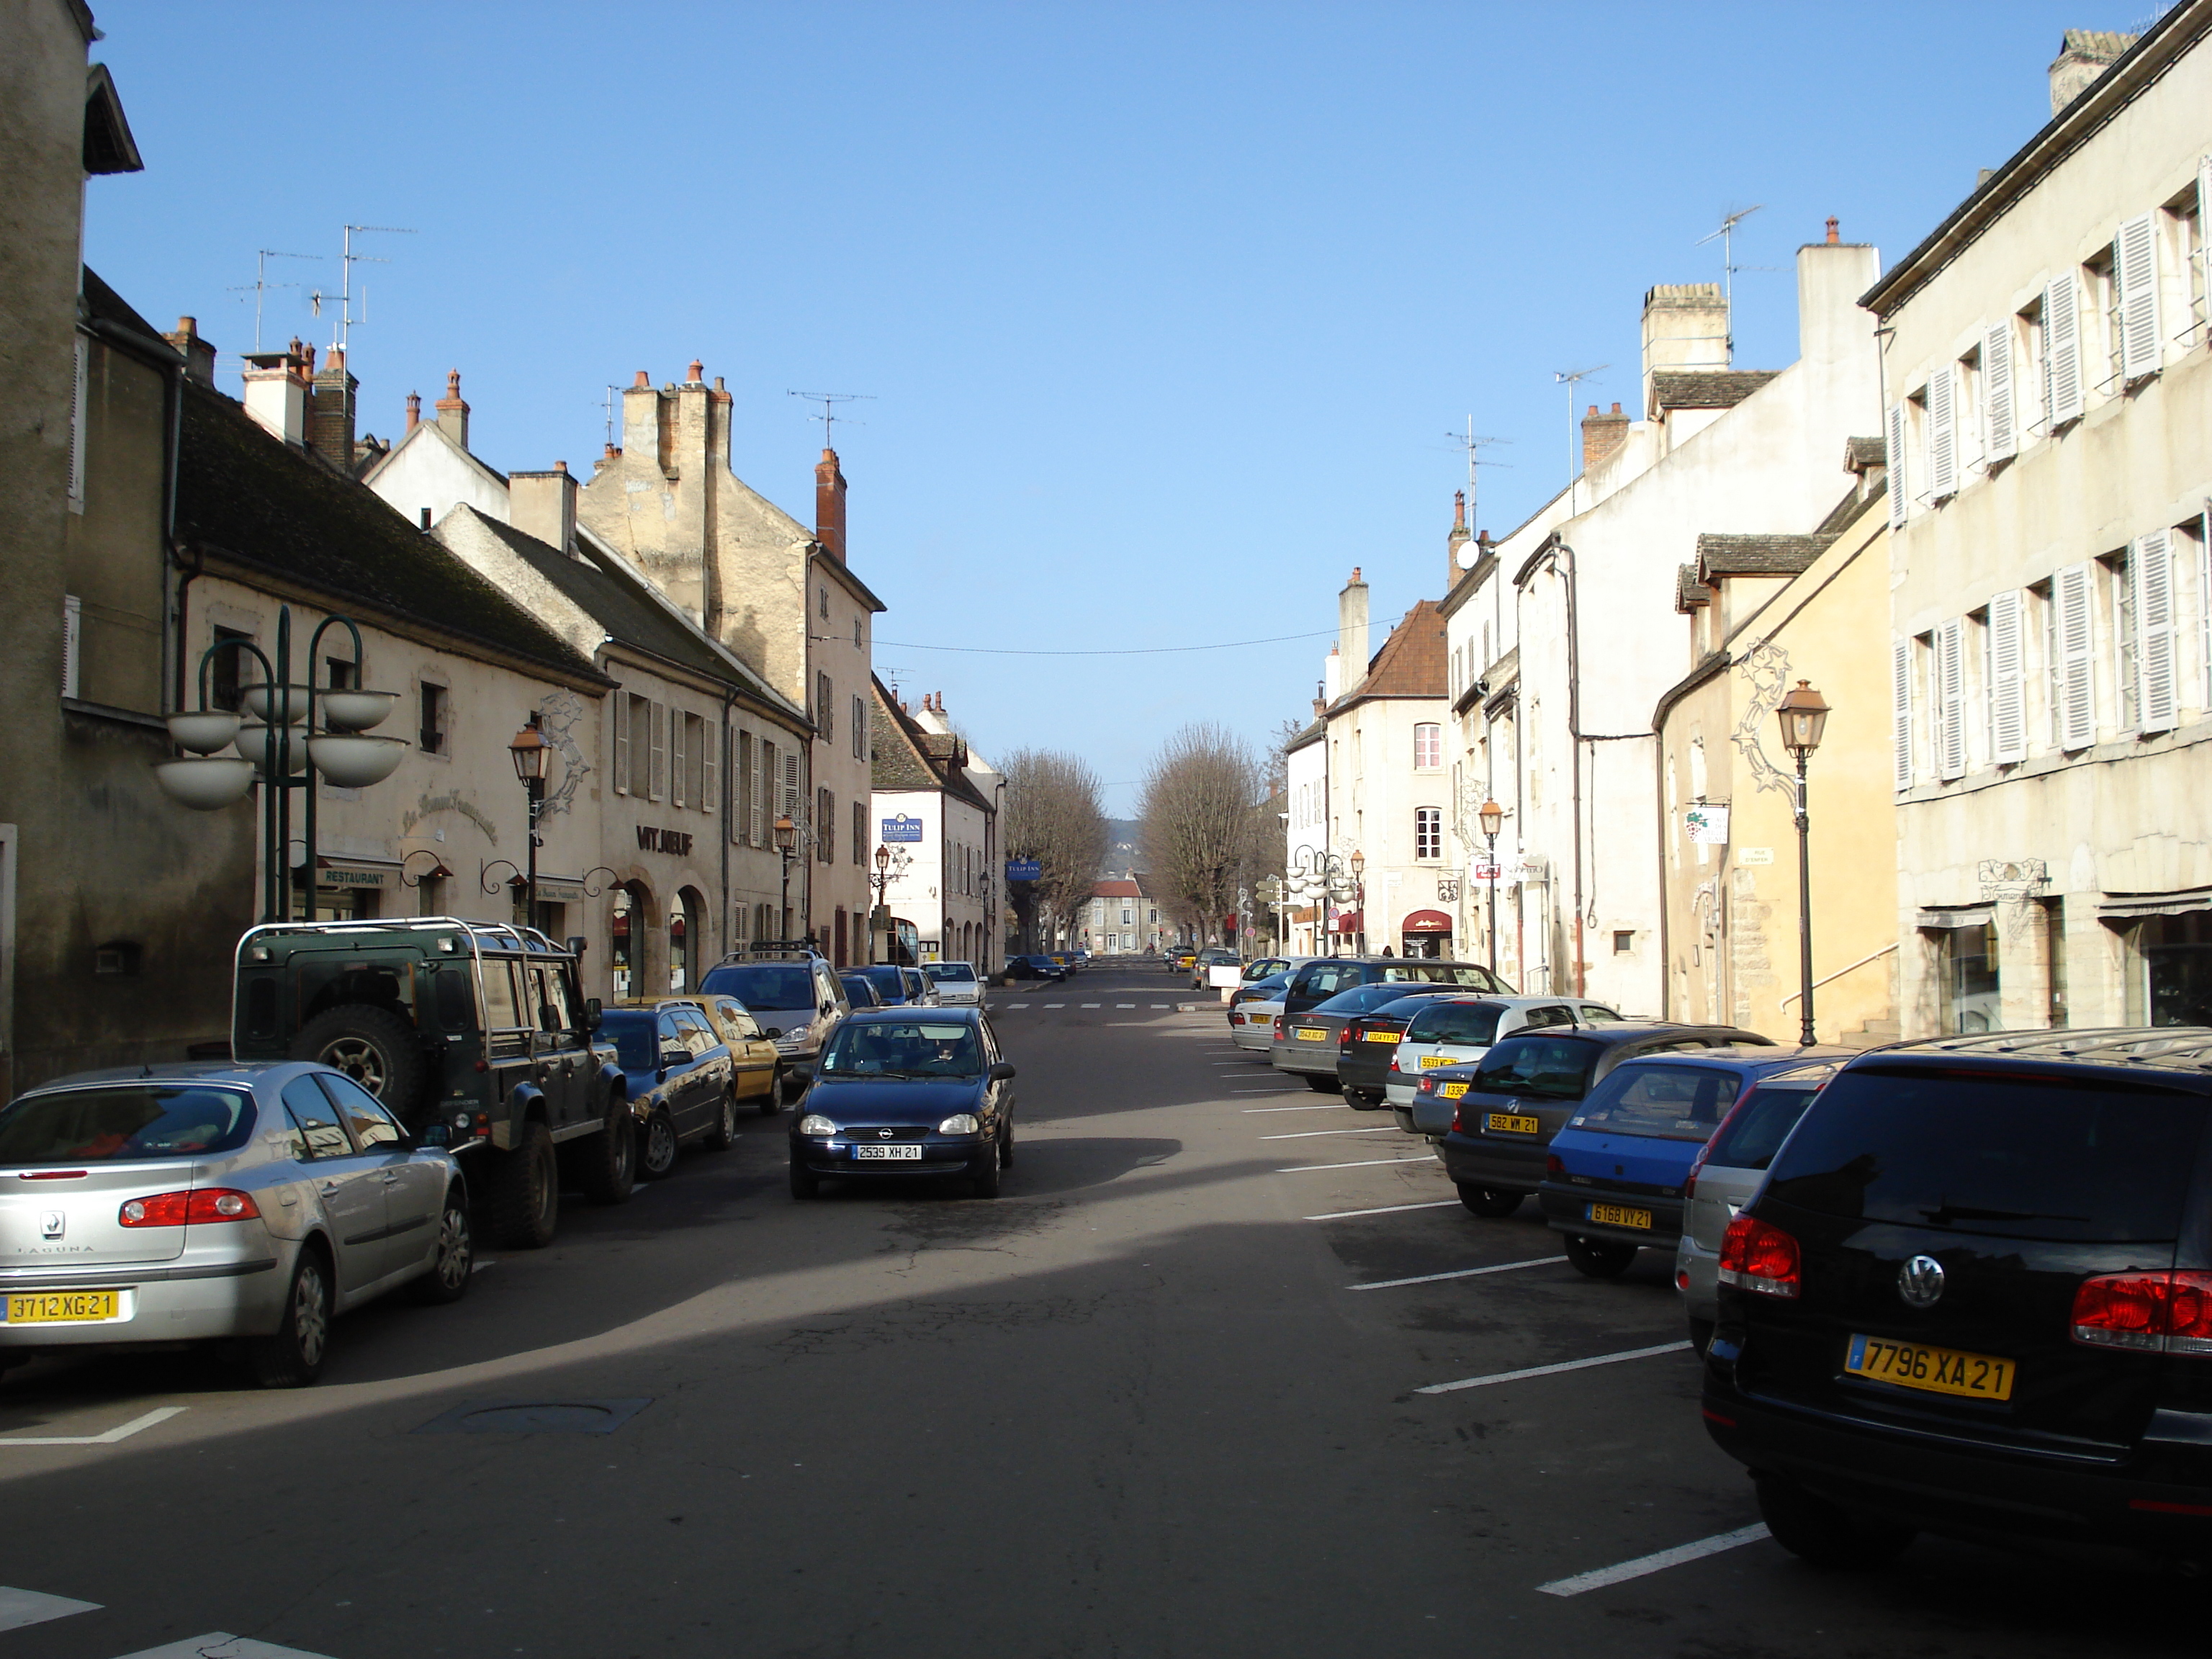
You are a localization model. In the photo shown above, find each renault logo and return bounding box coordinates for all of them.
[39,1211,63,1239]
[1897,1255,1946,1308]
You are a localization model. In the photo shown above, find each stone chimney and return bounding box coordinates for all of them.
[511,459,578,557]
[1338,567,1370,693]
[434,369,469,450]
[1447,490,1472,588]
[815,448,848,563]
[1581,402,1629,474]
[405,391,421,432]
[240,339,313,446]
[310,346,358,473]
[2049,30,2135,116]
[1640,283,1730,419]
[162,316,216,386]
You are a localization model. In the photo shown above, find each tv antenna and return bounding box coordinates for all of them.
[228,249,321,352]
[337,223,416,354]
[788,390,873,449]
[1552,365,1608,487]
[1694,204,1779,349]
[1442,418,1511,548]
[603,385,618,451]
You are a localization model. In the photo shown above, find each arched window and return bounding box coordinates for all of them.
[1413,724,1442,770]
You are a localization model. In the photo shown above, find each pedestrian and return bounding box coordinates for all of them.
[1380,945,1393,957]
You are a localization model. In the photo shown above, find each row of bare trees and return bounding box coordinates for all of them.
[1138,722,1285,946]
[1000,748,1109,953]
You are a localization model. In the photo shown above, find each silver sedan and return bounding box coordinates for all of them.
[0,1061,471,1387]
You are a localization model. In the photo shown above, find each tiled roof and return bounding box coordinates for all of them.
[1694,534,1835,582]
[1089,880,1142,899]
[1650,370,1780,414]
[1284,717,1326,754]
[1844,436,1887,472]
[1676,564,1710,612]
[1813,486,1883,536]
[81,266,171,346]
[1329,600,1445,711]
[870,678,993,813]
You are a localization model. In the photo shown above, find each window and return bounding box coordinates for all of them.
[818,788,834,862]
[419,681,447,754]
[1414,806,1442,860]
[819,587,829,619]
[851,693,865,759]
[1611,930,1635,954]
[817,673,833,742]
[279,1076,352,1159]
[2182,171,2210,351]
[319,1074,405,1150]
[1936,923,2000,1034]
[2086,245,2123,395]
[1122,907,1133,925]
[853,799,866,866]
[2102,551,2136,732]
[1413,724,1442,769]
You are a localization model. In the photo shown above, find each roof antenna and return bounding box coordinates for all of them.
[337,222,416,354]
[1694,204,1781,359]
[787,390,873,449]
[1442,418,1511,565]
[1552,365,1608,500]
[227,248,322,353]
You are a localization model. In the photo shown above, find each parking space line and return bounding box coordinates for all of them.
[1259,1126,1400,1141]
[1275,1154,1439,1173]
[1416,1341,1693,1395]
[0,1405,186,1447]
[1347,1255,1568,1290]
[1304,1198,1462,1220]
[0,1587,100,1632]
[1535,1524,1772,1597]
[116,1635,341,1659]
[1242,1103,1352,1113]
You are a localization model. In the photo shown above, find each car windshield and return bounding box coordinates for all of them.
[1472,1036,1601,1100]
[1704,1082,1823,1172]
[927,963,976,982]
[701,963,815,1010]
[819,1020,982,1079]
[599,1012,659,1072]
[1404,1001,1504,1046]
[0,1084,256,1165]
[858,966,907,997]
[1569,1063,1737,1142]
[1766,1066,2209,1242]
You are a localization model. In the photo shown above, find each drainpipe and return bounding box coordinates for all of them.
[718,683,738,963]
[1545,539,1588,996]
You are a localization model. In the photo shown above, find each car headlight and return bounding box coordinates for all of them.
[798,1113,838,1137]
[936,1112,981,1135]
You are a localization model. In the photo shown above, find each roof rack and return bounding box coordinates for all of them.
[1878,1025,2212,1071]
[716,939,824,963]
[238,916,569,956]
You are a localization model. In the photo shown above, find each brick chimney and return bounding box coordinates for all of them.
[1447,489,1473,587]
[405,391,421,431]
[434,369,469,450]
[1581,401,1629,474]
[310,346,358,473]
[2049,29,2135,116]
[162,316,216,386]
[241,339,313,446]
[511,459,578,557]
[815,447,848,563]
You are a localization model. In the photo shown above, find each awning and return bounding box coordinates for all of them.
[1915,905,1993,930]
[2098,889,2212,921]
[1401,909,1454,935]
[1332,909,1362,933]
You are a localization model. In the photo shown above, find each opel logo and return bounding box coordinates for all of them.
[878,1129,894,1140]
[39,1211,63,1240]
[1897,1255,1946,1309]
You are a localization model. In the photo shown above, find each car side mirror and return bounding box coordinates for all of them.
[763,1026,782,1040]
[418,1123,451,1148]
[989,1062,1017,1082]
[789,1062,815,1085]
[585,997,603,1032]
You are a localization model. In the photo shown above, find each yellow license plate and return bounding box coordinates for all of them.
[1441,1082,1470,1099]
[7,1290,121,1325]
[1845,1334,2014,1400]
[1487,1112,1539,1133]
[1295,1028,1328,1042]
[1362,1030,1399,1043]
[1587,1202,1652,1229]
[1420,1054,1456,1069]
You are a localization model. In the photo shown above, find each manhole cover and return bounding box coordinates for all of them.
[413,1398,652,1436]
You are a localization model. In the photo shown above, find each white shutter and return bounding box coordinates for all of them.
[1892,637,1913,791]
[2135,528,2177,732]
[61,594,81,699]
[1987,590,2026,762]
[1928,365,1957,500]
[1886,402,1910,527]
[2046,272,2083,425]
[703,719,719,813]
[613,694,631,794]
[783,751,801,818]
[67,337,88,512]
[2117,212,2161,382]
[2200,157,2212,346]
[670,711,687,807]
[649,700,667,800]
[1936,619,1966,779]
[2055,562,2095,749]
[2202,511,2212,711]
[1983,320,2015,462]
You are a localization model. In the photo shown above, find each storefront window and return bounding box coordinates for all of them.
[2042,899,2068,1028]
[2138,912,2212,1027]
[1937,924,2001,1033]
[669,894,691,994]
[611,886,635,1002]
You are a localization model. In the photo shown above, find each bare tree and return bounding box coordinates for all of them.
[1138,723,1269,945]
[1000,747,1109,953]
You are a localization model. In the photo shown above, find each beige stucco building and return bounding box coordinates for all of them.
[1872,12,2212,1035]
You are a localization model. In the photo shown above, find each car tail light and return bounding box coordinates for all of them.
[1416,1075,1434,1094]
[1388,1054,1401,1072]
[2072,1270,2212,1355]
[1272,1016,1285,1039]
[1545,1154,1563,1176]
[1339,1024,1355,1048]
[1718,1214,1800,1299]
[120,1188,262,1228]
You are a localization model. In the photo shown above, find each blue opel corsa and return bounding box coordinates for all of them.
[788,1007,1017,1199]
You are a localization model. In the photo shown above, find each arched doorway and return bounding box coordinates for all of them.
[671,886,705,993]
[610,881,654,1002]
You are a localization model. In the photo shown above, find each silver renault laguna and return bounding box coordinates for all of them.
[0,1061,471,1387]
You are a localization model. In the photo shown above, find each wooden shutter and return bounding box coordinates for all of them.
[852,694,865,759]
[1936,619,1966,780]
[819,673,833,742]
[649,701,667,800]
[613,693,631,794]
[670,711,687,807]
[68,337,88,511]
[783,751,801,817]
[1886,403,1909,527]
[758,739,773,840]
[1928,365,1957,500]
[1892,637,1913,791]
[2046,272,2083,425]
[1983,321,2015,462]
[703,719,719,813]
[61,595,81,699]
[2135,528,2177,732]
[1987,589,2026,762]
[2055,562,2095,749]
[2117,212,2161,382]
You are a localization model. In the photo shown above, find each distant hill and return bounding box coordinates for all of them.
[1105,817,1140,878]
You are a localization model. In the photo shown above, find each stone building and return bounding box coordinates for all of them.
[868,682,999,969]
[361,370,511,530]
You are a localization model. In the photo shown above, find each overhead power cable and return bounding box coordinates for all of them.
[869,627,1339,658]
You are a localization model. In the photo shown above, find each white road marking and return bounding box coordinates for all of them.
[1080,1003,1101,1008]
[116,1636,340,1659]
[1305,1198,1462,1220]
[1275,1154,1439,1173]
[0,1405,186,1447]
[1242,1103,1352,1112]
[1043,1004,1065,1009]
[1259,1126,1400,1141]
[0,1587,99,1632]
[1347,1256,1568,1290]
[1416,1340,1694,1395]
[1536,1524,1773,1596]
[1116,1003,1135,1008]
[1151,1003,1171,1008]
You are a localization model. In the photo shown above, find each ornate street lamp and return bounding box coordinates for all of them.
[1776,680,1830,1047]
[871,842,894,963]
[774,813,797,941]
[1350,848,1367,955]
[1478,798,1505,976]
[508,716,550,929]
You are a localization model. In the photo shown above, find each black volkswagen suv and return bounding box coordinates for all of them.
[1703,1028,2212,1569]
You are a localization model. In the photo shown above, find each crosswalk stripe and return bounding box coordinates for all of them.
[0,1587,99,1632]
[114,1637,340,1659]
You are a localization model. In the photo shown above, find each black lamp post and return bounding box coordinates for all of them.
[508,716,549,931]
[871,842,893,963]
[1349,848,1367,955]
[1776,678,1830,1048]
[774,813,797,940]
[1478,798,1504,975]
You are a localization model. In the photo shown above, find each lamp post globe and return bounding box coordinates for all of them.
[1776,680,1830,1047]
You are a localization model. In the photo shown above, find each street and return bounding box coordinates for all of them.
[0,963,2195,1659]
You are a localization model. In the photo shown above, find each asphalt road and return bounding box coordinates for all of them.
[0,963,2198,1658]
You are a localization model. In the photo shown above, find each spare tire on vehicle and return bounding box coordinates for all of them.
[289,1003,429,1115]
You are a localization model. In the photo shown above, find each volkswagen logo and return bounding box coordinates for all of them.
[878,1128,894,1140]
[39,1211,63,1240]
[1897,1254,1946,1308]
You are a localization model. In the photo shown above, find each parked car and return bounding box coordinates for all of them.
[1675,1061,1838,1352]
[1227,971,1293,1052]
[665,994,783,1116]
[1272,982,1469,1094]
[1279,956,1509,1021]
[1241,956,1298,984]
[0,1061,471,1388]
[1703,1028,2212,1571]
[840,972,885,1009]
[1006,955,1067,982]
[1189,946,1241,989]
[598,1004,739,1177]
[1424,1024,1773,1217]
[1168,949,1196,974]
[1538,1050,1845,1282]
[1387,996,1624,1130]
[698,950,850,1102]
[788,1007,1017,1199]
[924,961,985,1007]
[231,917,632,1249]
[853,964,932,1007]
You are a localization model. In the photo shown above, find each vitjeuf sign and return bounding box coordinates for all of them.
[636,825,694,855]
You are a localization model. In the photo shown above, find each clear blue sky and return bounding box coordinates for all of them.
[86,1,2141,815]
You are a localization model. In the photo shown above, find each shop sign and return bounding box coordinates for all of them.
[636,826,694,855]
[1685,805,1730,845]
[1004,858,1041,882]
[315,858,389,889]
[881,814,924,844]
[537,879,587,903]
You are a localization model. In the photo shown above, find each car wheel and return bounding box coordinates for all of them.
[1755,1475,1916,1569]
[968,1144,1001,1199]
[1688,1316,1717,1357]
[1455,1182,1524,1219]
[486,1120,559,1249]
[639,1107,679,1179]
[789,1160,820,1200]
[289,1003,428,1113]
[999,1118,1015,1169]
[1562,1233,1640,1279]
[575,1093,637,1205]
[1344,1087,1385,1110]
[704,1088,737,1152]
[1303,1074,1341,1094]
[409,1189,473,1305]
[248,1247,332,1388]
[760,1066,784,1115]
